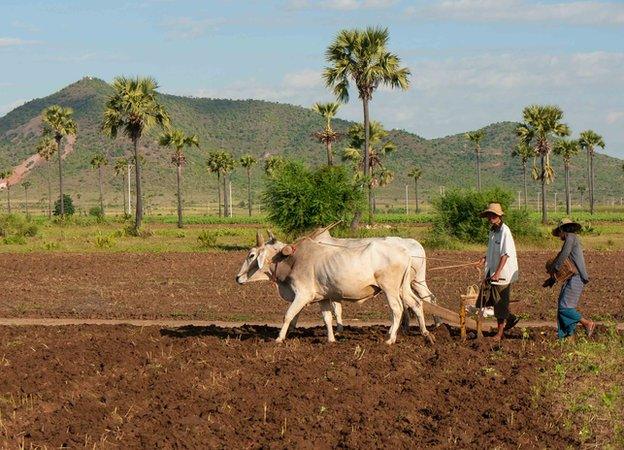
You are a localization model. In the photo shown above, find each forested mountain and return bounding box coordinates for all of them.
[1,77,622,212]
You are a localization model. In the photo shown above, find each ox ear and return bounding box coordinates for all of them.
[257,248,267,269]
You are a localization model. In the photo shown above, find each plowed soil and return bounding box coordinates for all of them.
[0,251,622,323]
[0,324,576,448]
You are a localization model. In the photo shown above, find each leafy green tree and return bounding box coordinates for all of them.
[264,155,286,178]
[90,153,109,216]
[114,157,130,216]
[102,76,170,230]
[312,102,341,166]
[554,139,580,216]
[42,105,77,217]
[239,154,257,216]
[464,129,485,191]
[323,27,410,225]
[407,166,422,213]
[516,105,570,224]
[579,130,605,215]
[0,169,13,214]
[54,194,75,216]
[511,141,537,209]
[22,181,32,218]
[36,136,56,219]
[343,121,396,216]
[159,128,199,228]
[263,161,364,236]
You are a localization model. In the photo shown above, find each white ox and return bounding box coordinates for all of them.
[312,230,440,329]
[236,231,433,344]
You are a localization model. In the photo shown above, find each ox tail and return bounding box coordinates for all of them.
[400,258,420,311]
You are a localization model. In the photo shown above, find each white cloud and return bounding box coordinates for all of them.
[410,0,624,26]
[283,69,322,89]
[163,17,225,39]
[0,37,29,47]
[0,99,26,116]
[287,0,397,10]
[606,111,624,125]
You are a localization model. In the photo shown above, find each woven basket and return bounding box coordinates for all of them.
[546,257,577,283]
[461,284,479,307]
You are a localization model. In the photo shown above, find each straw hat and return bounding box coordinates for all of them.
[552,218,582,236]
[479,202,504,217]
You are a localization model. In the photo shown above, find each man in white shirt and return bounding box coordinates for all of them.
[479,203,520,341]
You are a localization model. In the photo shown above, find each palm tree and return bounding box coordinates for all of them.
[343,121,396,217]
[312,102,341,166]
[407,166,422,213]
[114,157,130,216]
[220,152,236,217]
[42,105,77,217]
[0,169,13,213]
[464,129,485,191]
[516,105,570,224]
[239,154,257,216]
[36,136,56,219]
[207,152,224,217]
[553,139,580,216]
[511,141,537,209]
[22,181,32,218]
[579,130,605,215]
[263,155,286,178]
[90,153,109,216]
[324,27,410,224]
[159,128,199,228]
[102,76,170,230]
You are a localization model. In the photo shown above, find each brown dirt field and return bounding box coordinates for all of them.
[0,251,622,324]
[0,324,576,448]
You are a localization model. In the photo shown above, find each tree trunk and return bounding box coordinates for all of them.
[326,141,333,166]
[98,166,105,215]
[350,210,362,231]
[586,150,591,212]
[523,162,528,209]
[6,186,10,214]
[133,138,143,230]
[57,136,64,216]
[223,173,229,217]
[565,162,571,216]
[176,163,183,228]
[217,173,222,217]
[127,164,132,216]
[414,179,419,213]
[541,154,547,224]
[476,146,481,191]
[247,169,252,217]
[122,171,127,217]
[25,187,29,218]
[589,150,595,215]
[47,165,52,219]
[363,98,372,225]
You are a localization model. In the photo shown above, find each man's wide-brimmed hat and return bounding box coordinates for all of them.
[552,218,582,236]
[479,203,504,218]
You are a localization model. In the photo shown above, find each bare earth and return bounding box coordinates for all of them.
[1,251,622,323]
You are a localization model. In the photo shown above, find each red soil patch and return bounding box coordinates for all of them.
[0,324,574,448]
[0,251,621,323]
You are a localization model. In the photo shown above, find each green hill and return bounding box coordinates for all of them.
[1,77,622,213]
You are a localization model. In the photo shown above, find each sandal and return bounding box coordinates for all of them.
[586,321,596,338]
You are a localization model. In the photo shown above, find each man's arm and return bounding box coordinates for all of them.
[490,254,508,282]
[551,234,573,272]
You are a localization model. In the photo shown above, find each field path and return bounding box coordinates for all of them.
[0,317,622,330]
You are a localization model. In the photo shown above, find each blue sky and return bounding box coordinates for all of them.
[1,0,623,156]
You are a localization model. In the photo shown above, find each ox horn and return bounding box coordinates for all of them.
[267,230,276,242]
[256,230,265,247]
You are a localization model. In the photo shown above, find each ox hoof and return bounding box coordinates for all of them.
[424,333,436,345]
[275,337,285,344]
[327,338,336,344]
[335,324,344,334]
[385,338,396,345]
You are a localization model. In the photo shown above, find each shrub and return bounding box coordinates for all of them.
[430,188,541,243]
[197,230,218,248]
[94,232,115,249]
[0,214,39,243]
[53,194,75,216]
[89,206,104,219]
[263,161,364,236]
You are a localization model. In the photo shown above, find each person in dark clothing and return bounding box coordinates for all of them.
[544,218,595,339]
